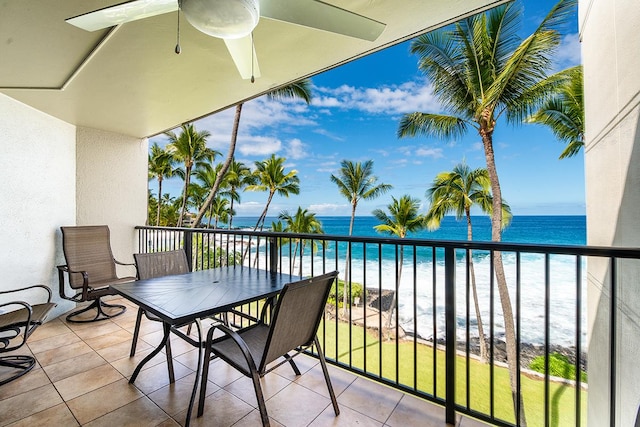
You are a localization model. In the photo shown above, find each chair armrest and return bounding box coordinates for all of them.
[206,323,259,374]
[0,285,52,303]
[114,259,135,267]
[57,264,90,300]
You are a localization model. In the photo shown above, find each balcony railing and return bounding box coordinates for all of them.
[136,225,640,427]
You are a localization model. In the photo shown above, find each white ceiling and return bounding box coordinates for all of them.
[0,0,510,138]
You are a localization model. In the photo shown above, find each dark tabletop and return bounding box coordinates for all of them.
[110,267,303,326]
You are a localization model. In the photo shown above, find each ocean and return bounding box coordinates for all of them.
[231,215,587,346]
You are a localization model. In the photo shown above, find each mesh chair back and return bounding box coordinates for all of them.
[260,271,338,370]
[134,250,190,280]
[61,226,118,289]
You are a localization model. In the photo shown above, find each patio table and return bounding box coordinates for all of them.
[110,266,303,426]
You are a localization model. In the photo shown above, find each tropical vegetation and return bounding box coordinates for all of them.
[396,0,576,423]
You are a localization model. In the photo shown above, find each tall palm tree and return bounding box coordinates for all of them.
[278,207,324,275]
[194,162,233,228]
[193,79,312,226]
[224,160,255,229]
[396,1,575,422]
[165,124,218,226]
[527,65,584,159]
[330,160,392,315]
[372,195,425,329]
[209,196,232,229]
[247,154,300,232]
[426,163,512,361]
[148,143,176,226]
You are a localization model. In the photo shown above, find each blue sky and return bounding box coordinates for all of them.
[150,0,583,218]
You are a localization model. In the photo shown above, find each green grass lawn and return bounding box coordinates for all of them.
[317,319,587,427]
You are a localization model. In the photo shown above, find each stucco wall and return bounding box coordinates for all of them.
[580,0,640,425]
[75,127,148,277]
[0,94,76,317]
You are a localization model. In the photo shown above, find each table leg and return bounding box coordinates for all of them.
[184,318,203,427]
[129,322,171,384]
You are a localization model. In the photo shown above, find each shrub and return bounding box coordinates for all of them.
[327,280,363,308]
[529,352,587,382]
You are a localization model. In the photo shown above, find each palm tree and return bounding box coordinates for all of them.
[209,196,232,229]
[330,160,392,315]
[396,1,575,422]
[527,65,584,159]
[372,195,425,330]
[193,79,312,226]
[225,160,255,229]
[165,124,218,226]
[148,143,176,226]
[426,163,512,362]
[247,154,300,232]
[278,207,324,275]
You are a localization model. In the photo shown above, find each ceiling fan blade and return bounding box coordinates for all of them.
[66,0,178,32]
[260,0,385,42]
[224,36,261,80]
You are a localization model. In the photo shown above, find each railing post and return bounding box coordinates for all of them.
[444,247,456,424]
[269,236,278,273]
[184,230,193,272]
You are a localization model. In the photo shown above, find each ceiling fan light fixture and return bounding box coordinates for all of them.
[181,0,259,39]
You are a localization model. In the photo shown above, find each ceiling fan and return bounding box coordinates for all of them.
[66,0,386,81]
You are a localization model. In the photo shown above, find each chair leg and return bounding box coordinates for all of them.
[251,371,270,427]
[130,308,144,357]
[0,355,36,386]
[165,335,175,383]
[198,332,214,417]
[66,297,126,323]
[315,337,339,416]
[283,353,301,376]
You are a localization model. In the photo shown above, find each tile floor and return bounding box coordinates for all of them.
[0,297,487,426]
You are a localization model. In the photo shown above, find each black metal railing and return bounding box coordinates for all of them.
[136,225,640,427]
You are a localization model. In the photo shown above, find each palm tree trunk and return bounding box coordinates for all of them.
[481,128,526,425]
[193,103,243,227]
[178,166,191,227]
[156,178,163,226]
[465,208,488,362]
[386,246,403,330]
[342,204,356,317]
[229,195,235,229]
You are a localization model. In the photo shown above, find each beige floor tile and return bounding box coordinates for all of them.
[0,384,62,426]
[223,372,291,408]
[95,338,152,363]
[294,362,356,399]
[42,351,107,383]
[265,382,331,427]
[154,419,182,427]
[27,332,81,354]
[308,403,382,427]
[203,359,245,388]
[83,396,169,427]
[272,354,319,380]
[5,403,79,427]
[337,377,403,423]
[148,372,219,416]
[232,409,284,427]
[386,394,453,427]
[27,319,72,342]
[173,349,200,371]
[72,320,124,341]
[176,388,254,427]
[84,329,132,351]
[67,378,145,424]
[110,348,168,377]
[53,363,124,401]
[34,340,94,367]
[130,360,193,395]
[0,368,50,401]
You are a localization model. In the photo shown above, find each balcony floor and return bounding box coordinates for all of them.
[0,297,486,427]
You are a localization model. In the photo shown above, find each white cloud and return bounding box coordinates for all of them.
[237,135,282,156]
[415,147,444,158]
[308,203,347,215]
[313,79,441,115]
[286,138,308,160]
[554,33,581,69]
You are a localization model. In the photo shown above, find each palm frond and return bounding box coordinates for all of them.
[397,113,471,139]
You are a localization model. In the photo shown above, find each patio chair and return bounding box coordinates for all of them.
[57,225,134,323]
[130,250,190,381]
[0,285,56,385]
[197,271,340,426]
